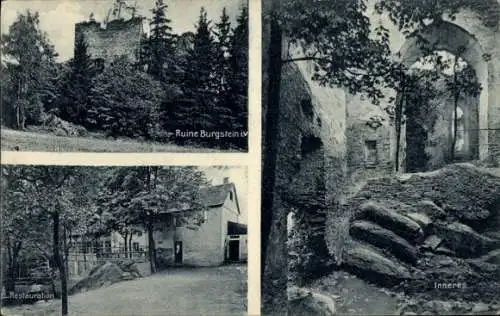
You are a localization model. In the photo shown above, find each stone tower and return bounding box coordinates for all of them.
[74,16,144,65]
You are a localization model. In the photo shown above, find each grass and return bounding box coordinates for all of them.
[1,128,238,153]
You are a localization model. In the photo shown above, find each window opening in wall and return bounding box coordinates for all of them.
[132,242,139,252]
[94,58,105,72]
[452,106,465,153]
[365,140,378,166]
[229,191,233,201]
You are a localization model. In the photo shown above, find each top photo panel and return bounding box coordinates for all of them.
[1,0,248,153]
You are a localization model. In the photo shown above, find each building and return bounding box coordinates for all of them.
[153,178,247,267]
[74,14,144,67]
[67,178,246,276]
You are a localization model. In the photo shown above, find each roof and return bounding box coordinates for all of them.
[201,183,234,207]
[159,182,240,215]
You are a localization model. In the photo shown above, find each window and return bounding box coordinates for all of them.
[132,242,139,252]
[203,210,208,222]
[364,140,378,166]
[104,240,111,254]
[229,191,233,201]
[94,58,104,72]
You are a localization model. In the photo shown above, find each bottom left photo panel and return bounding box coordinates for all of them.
[1,164,248,316]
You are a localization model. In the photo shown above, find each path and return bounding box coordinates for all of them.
[2,265,247,316]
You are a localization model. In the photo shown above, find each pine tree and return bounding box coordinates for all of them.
[228,5,248,148]
[179,7,217,137]
[212,7,235,148]
[148,0,176,82]
[64,32,94,125]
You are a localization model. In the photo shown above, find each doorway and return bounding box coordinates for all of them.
[228,240,240,261]
[174,241,183,264]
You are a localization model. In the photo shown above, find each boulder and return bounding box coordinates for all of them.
[435,222,500,257]
[422,235,442,251]
[342,243,412,286]
[417,200,446,220]
[357,202,424,244]
[405,212,432,233]
[69,262,130,295]
[350,220,419,264]
[288,286,336,316]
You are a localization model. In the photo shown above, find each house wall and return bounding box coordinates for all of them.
[175,206,224,266]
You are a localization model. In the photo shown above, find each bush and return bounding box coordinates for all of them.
[86,57,166,140]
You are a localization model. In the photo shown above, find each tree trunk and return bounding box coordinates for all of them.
[5,238,20,295]
[262,2,285,313]
[394,76,407,172]
[450,56,459,162]
[63,227,69,280]
[147,221,156,274]
[451,93,459,161]
[52,212,68,316]
[128,234,133,259]
[122,233,128,259]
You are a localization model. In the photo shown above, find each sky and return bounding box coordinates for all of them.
[202,166,248,223]
[1,0,246,61]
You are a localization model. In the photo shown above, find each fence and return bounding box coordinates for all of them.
[67,246,149,277]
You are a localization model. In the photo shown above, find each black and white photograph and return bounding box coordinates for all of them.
[1,0,248,152]
[261,0,500,315]
[1,165,247,315]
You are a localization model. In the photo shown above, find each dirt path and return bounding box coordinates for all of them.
[310,270,401,315]
[2,265,247,316]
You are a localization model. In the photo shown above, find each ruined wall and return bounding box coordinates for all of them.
[75,17,143,64]
[344,94,393,197]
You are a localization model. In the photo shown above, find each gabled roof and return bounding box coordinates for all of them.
[200,183,241,214]
[159,182,241,215]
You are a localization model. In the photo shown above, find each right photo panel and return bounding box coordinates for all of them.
[261,0,500,315]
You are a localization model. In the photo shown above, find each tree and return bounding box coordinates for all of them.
[179,7,218,134]
[214,7,232,95]
[96,166,209,273]
[443,54,481,161]
[86,57,166,140]
[227,5,249,149]
[1,166,97,316]
[1,168,52,296]
[1,10,59,129]
[55,33,94,125]
[147,0,176,82]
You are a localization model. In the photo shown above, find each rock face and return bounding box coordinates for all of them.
[342,243,411,285]
[338,164,500,303]
[350,220,418,264]
[357,202,424,244]
[70,261,140,295]
[36,113,88,137]
[435,222,500,257]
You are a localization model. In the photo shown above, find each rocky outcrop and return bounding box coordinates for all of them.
[434,222,500,257]
[338,165,500,303]
[288,286,336,316]
[69,261,142,295]
[342,243,412,285]
[350,220,418,264]
[356,202,424,244]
